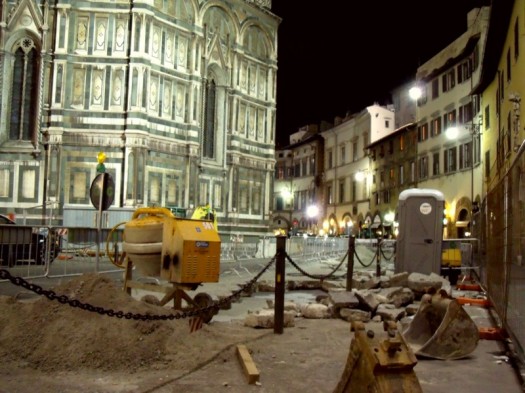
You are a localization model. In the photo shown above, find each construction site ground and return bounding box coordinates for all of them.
[0,256,524,393]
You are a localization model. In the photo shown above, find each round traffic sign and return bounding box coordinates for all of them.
[90,173,115,211]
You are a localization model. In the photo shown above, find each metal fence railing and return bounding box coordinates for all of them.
[286,235,349,262]
[1,226,357,282]
[478,142,525,366]
[0,223,51,279]
[0,224,124,279]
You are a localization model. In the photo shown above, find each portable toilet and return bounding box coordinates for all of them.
[396,188,445,275]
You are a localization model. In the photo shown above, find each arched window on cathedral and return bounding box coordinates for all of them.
[10,38,39,142]
[204,79,216,159]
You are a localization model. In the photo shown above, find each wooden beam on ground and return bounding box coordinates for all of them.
[236,344,260,384]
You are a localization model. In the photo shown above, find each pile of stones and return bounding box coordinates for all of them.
[243,270,452,329]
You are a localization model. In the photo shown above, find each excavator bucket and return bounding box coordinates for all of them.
[402,290,479,360]
[334,321,423,393]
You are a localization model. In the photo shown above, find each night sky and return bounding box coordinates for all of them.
[271,1,491,147]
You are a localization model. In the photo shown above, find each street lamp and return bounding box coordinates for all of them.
[409,86,422,102]
[354,170,370,201]
[306,205,319,234]
[445,126,460,140]
[354,170,366,182]
[384,211,395,223]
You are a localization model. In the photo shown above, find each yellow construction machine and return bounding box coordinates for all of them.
[107,206,221,322]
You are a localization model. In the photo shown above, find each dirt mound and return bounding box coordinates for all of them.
[0,274,265,374]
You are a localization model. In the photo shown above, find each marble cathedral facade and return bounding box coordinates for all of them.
[0,0,278,238]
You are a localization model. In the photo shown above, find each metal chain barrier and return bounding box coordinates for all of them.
[379,242,395,262]
[354,247,377,268]
[285,251,348,280]
[0,256,276,322]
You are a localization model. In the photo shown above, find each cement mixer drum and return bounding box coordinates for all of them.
[402,290,479,360]
[123,207,174,277]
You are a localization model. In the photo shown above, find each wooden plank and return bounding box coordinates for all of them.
[236,344,260,384]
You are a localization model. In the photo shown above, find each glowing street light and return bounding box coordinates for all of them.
[306,205,319,218]
[354,171,366,182]
[306,205,319,234]
[445,126,460,140]
[384,211,395,223]
[409,86,422,101]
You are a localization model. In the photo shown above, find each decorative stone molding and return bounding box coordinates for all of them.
[244,0,272,9]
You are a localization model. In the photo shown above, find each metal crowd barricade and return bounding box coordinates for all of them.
[284,235,352,263]
[220,243,235,261]
[0,223,125,282]
[0,223,48,280]
[46,226,124,278]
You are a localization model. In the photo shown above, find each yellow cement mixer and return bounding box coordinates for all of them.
[107,206,221,322]
[402,290,479,360]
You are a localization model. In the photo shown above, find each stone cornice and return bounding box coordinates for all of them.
[244,0,272,10]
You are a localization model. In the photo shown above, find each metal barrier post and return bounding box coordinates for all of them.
[376,238,381,277]
[274,235,286,334]
[346,236,355,291]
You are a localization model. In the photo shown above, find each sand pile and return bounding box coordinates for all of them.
[0,274,264,374]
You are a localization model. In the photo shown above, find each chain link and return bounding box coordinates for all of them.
[0,257,276,322]
[285,251,347,280]
[354,247,377,267]
[1,244,387,320]
[380,245,395,261]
